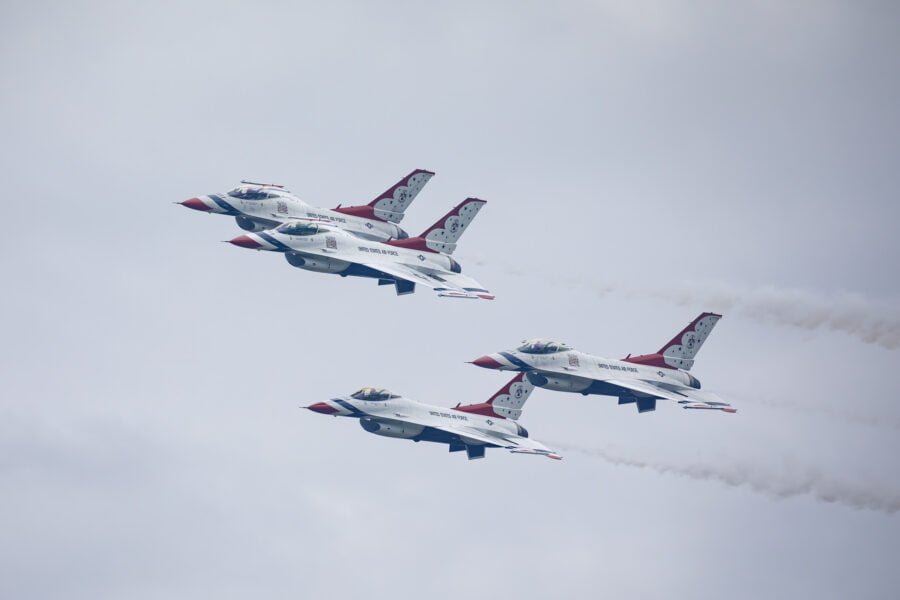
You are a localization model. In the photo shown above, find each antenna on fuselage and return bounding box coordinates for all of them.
[240,180,285,188]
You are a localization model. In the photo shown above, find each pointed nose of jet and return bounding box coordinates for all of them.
[228,234,263,249]
[471,355,504,369]
[306,402,339,415]
[180,197,212,212]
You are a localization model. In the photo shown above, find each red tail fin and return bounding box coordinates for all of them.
[333,169,434,223]
[386,197,486,255]
[623,312,722,371]
[454,373,533,420]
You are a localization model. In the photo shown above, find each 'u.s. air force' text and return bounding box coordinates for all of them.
[358,246,399,256]
[429,411,469,421]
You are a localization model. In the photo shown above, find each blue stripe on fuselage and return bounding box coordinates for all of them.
[332,398,367,417]
[498,352,533,371]
[208,194,240,215]
[257,232,293,252]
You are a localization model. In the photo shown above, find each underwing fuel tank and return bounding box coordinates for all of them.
[359,418,425,439]
[285,252,351,274]
[525,371,593,393]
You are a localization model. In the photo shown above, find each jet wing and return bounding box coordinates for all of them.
[363,262,494,300]
[529,361,736,412]
[603,378,692,402]
[369,411,561,459]
[601,378,736,413]
[282,241,494,299]
[429,423,562,459]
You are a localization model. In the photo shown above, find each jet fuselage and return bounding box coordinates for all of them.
[474,348,701,395]
[230,223,490,297]
[310,395,526,442]
[307,391,553,461]
[183,188,407,242]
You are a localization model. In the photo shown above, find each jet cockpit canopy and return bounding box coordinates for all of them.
[276,221,321,236]
[227,184,281,200]
[517,339,570,354]
[350,387,400,401]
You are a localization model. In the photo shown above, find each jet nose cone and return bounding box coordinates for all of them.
[306,402,339,415]
[181,197,212,212]
[471,355,503,369]
[228,234,262,249]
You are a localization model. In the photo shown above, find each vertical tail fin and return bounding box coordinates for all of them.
[453,373,534,420]
[386,198,486,255]
[623,312,722,371]
[333,169,434,223]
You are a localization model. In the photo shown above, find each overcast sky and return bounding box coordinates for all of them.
[2,1,899,598]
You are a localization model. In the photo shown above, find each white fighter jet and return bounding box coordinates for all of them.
[471,312,736,414]
[179,169,434,242]
[306,374,562,460]
[227,198,493,299]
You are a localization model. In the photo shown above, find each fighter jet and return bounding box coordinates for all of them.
[471,312,736,414]
[227,198,493,299]
[179,169,434,242]
[306,374,562,460]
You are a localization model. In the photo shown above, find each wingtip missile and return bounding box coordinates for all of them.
[682,403,737,413]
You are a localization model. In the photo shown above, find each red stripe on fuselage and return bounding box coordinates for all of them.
[383,237,438,252]
[622,353,672,368]
[452,402,503,418]
[332,205,387,221]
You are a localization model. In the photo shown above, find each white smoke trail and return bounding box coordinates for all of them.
[556,442,900,515]
[723,390,900,431]
[465,254,900,350]
[632,282,900,351]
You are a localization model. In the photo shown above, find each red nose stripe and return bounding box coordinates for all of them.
[471,356,503,369]
[307,402,339,414]
[228,235,262,249]
[181,197,212,212]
